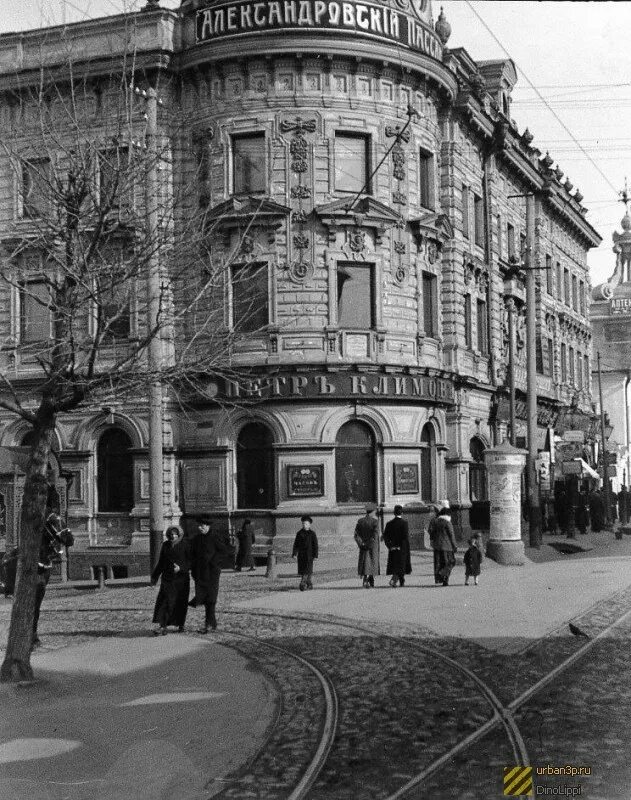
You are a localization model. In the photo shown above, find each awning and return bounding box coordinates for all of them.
[577,458,600,481]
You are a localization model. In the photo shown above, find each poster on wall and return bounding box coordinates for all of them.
[287,465,324,497]
[393,463,419,495]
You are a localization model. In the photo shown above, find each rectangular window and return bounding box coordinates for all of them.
[546,255,553,294]
[584,355,590,389]
[335,133,370,194]
[569,346,575,385]
[577,351,583,388]
[464,294,472,348]
[21,157,51,219]
[232,132,266,194]
[98,147,131,210]
[422,272,438,337]
[564,268,570,306]
[556,262,562,298]
[473,193,484,248]
[507,223,515,259]
[496,214,503,259]
[193,135,210,208]
[462,185,469,239]
[20,280,51,343]
[419,149,434,209]
[547,337,554,378]
[337,262,374,329]
[572,274,578,311]
[536,335,544,375]
[561,342,567,382]
[476,298,488,354]
[520,233,526,263]
[579,280,585,315]
[232,262,269,332]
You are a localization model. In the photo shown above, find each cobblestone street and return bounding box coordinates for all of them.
[2,544,631,799]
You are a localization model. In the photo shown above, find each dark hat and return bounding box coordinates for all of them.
[393,505,403,516]
[301,515,313,523]
[365,502,377,513]
[196,515,212,526]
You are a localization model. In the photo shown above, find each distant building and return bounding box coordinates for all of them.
[590,205,631,491]
[0,0,601,576]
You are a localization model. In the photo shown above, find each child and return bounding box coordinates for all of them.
[292,515,318,591]
[464,533,483,586]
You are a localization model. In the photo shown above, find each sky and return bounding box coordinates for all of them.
[2,0,630,287]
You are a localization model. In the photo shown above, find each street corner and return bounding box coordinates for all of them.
[0,635,279,800]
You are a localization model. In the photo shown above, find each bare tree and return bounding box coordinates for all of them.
[0,31,272,681]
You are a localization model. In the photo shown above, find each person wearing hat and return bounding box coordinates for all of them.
[188,515,233,633]
[354,503,380,588]
[292,515,319,591]
[151,525,191,635]
[383,505,412,587]
[433,507,458,586]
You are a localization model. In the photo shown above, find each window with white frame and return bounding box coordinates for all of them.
[419,148,434,209]
[231,261,269,332]
[337,262,374,329]
[335,133,370,194]
[232,132,266,194]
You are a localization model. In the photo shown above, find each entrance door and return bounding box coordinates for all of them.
[236,423,275,508]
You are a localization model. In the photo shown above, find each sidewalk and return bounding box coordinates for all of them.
[0,635,278,800]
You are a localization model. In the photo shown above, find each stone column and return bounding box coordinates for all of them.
[486,440,527,565]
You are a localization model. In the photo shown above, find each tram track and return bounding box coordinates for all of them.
[35,599,631,799]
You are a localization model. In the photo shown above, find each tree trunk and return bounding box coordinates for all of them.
[0,411,55,683]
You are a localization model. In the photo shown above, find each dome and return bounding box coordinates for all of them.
[621,212,631,232]
[434,6,451,45]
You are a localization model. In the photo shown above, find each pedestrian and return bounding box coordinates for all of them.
[619,486,629,524]
[32,512,74,648]
[554,484,569,535]
[354,503,380,588]
[188,515,233,633]
[575,491,589,535]
[588,488,605,532]
[433,507,457,587]
[235,518,256,572]
[292,515,318,590]
[464,534,483,586]
[426,505,441,584]
[383,505,411,587]
[151,525,191,635]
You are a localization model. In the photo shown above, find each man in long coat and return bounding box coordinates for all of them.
[383,505,412,587]
[432,508,458,586]
[188,515,233,633]
[588,489,605,532]
[354,503,380,588]
[292,515,319,590]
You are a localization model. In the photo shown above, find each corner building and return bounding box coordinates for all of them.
[0,0,601,574]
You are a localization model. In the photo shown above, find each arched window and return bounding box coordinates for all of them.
[420,423,436,502]
[335,421,376,504]
[237,422,275,509]
[469,437,488,502]
[97,428,134,512]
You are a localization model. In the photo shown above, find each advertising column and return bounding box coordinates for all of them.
[486,440,527,565]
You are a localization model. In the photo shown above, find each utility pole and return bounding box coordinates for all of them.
[525,193,541,547]
[140,85,165,571]
[597,351,612,527]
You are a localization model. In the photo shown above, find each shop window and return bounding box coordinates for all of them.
[337,263,374,329]
[19,280,51,344]
[231,262,269,333]
[21,157,52,219]
[469,437,488,502]
[477,298,488,354]
[473,193,484,248]
[335,421,376,504]
[236,422,275,509]
[422,272,438,337]
[232,132,266,194]
[335,133,370,194]
[464,294,472,348]
[420,423,436,503]
[419,149,434,209]
[97,428,134,513]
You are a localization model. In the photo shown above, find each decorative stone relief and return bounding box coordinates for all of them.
[348,229,366,252]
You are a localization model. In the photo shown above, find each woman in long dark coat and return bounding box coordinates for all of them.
[292,515,319,590]
[432,508,458,586]
[383,505,412,587]
[588,489,605,532]
[354,504,380,588]
[151,526,191,634]
[235,519,256,571]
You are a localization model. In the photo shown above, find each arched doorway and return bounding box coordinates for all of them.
[97,428,134,512]
[420,423,436,503]
[469,436,489,530]
[335,420,376,504]
[236,422,275,509]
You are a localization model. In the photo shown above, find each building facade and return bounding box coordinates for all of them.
[0,0,601,576]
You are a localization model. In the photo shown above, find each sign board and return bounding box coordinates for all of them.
[287,465,324,497]
[563,430,585,443]
[611,297,631,315]
[196,0,444,61]
[562,461,583,475]
[536,452,551,492]
[393,463,419,495]
[607,465,618,478]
